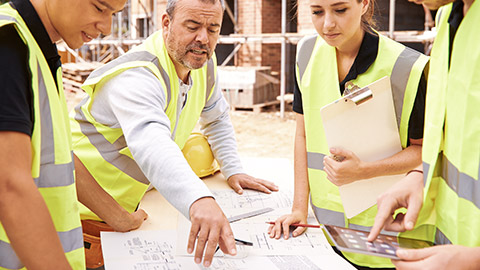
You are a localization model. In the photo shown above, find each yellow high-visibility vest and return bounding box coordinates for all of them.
[423,2,480,246]
[0,3,85,270]
[297,33,434,268]
[70,31,216,220]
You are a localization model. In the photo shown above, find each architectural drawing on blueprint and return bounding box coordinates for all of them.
[229,221,332,256]
[176,214,331,257]
[101,230,197,270]
[203,255,324,270]
[211,189,293,210]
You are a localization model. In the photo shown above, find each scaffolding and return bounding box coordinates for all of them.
[64,0,436,118]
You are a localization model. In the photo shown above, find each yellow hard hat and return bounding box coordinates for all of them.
[182,133,220,178]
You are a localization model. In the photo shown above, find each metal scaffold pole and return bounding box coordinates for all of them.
[389,0,396,38]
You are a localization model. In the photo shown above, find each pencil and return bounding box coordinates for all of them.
[266,221,321,228]
[215,238,253,253]
[234,238,253,246]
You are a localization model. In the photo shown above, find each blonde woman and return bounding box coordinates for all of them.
[269,0,433,268]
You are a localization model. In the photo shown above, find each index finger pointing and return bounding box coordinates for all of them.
[218,223,236,255]
[202,227,221,267]
[403,195,423,231]
[368,204,394,241]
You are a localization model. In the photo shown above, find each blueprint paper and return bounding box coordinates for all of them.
[101,230,197,270]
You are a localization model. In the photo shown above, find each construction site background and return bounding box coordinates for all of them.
[0,0,436,160]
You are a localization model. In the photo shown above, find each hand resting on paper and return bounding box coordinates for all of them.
[227,173,279,195]
[267,210,308,240]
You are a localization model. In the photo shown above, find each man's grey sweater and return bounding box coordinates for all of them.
[89,66,244,218]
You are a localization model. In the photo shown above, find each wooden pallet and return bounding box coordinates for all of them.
[232,100,281,113]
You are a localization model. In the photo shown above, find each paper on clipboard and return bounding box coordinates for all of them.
[320,76,404,218]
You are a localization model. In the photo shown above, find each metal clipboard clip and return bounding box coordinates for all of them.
[343,82,373,105]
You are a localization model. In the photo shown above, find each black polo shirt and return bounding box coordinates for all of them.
[448,0,464,67]
[0,0,61,137]
[293,31,427,140]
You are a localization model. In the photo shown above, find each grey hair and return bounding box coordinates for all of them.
[166,0,225,17]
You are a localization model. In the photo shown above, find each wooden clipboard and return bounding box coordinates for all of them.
[320,76,404,219]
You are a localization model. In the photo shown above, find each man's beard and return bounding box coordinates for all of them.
[168,38,212,70]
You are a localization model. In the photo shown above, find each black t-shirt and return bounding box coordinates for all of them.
[293,31,427,140]
[448,0,464,67]
[0,0,61,137]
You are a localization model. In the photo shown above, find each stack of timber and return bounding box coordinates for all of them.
[62,62,103,111]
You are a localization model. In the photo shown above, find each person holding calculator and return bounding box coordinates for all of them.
[268,0,435,269]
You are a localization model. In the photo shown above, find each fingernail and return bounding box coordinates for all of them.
[204,261,211,267]
[407,221,414,229]
[231,248,237,255]
[187,248,193,254]
[195,258,201,264]
[397,249,407,257]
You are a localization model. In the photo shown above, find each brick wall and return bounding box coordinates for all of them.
[296,0,426,34]
[297,0,316,34]
[155,0,167,28]
[237,0,263,67]
[237,0,283,72]
[261,0,281,75]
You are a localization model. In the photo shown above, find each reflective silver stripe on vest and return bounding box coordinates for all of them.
[435,228,452,245]
[442,154,480,209]
[0,13,16,22]
[311,202,400,236]
[35,63,75,187]
[390,47,422,129]
[74,98,150,184]
[59,227,84,253]
[0,240,22,269]
[87,51,172,110]
[436,7,445,24]
[34,162,75,188]
[152,56,172,111]
[311,201,346,227]
[424,153,480,210]
[297,35,318,81]
[38,64,55,163]
[0,227,84,270]
[307,152,326,170]
[423,160,430,186]
[205,58,215,103]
